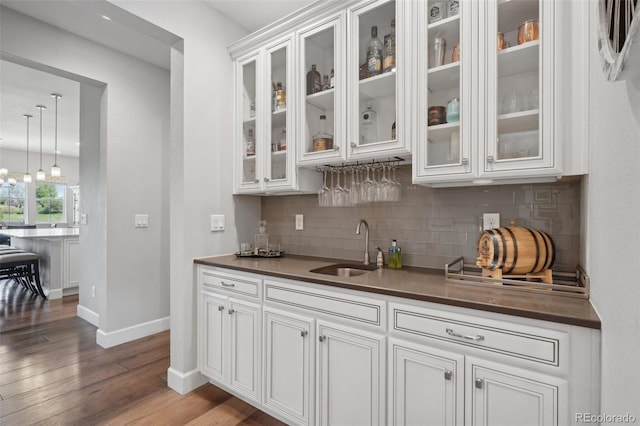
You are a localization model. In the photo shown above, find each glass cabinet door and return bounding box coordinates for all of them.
[415,0,474,181]
[236,53,261,192]
[349,0,405,159]
[297,13,345,166]
[265,39,292,189]
[483,0,553,174]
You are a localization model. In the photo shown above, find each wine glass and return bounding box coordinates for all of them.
[332,169,344,207]
[342,169,352,207]
[318,170,330,207]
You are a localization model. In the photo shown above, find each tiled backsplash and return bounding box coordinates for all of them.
[260,166,581,271]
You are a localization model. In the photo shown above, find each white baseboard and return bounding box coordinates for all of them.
[47,288,63,300]
[96,316,170,348]
[76,304,99,327]
[167,367,208,395]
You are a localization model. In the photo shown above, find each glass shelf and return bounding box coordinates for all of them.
[306,89,335,111]
[428,62,461,91]
[359,71,396,101]
[498,41,539,77]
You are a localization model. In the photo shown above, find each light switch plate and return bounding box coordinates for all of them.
[135,214,149,228]
[295,214,304,230]
[80,213,88,225]
[211,214,225,232]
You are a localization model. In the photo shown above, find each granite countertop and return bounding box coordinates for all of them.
[0,228,80,238]
[195,254,601,330]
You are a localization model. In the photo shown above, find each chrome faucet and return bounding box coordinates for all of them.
[355,219,370,265]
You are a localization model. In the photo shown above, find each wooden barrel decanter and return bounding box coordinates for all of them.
[476,222,555,275]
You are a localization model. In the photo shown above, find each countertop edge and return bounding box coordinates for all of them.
[194,257,601,330]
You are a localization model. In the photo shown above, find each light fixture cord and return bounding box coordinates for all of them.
[25,115,31,172]
[39,107,43,169]
[54,95,58,165]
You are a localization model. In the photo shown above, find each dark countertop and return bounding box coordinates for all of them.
[195,254,601,330]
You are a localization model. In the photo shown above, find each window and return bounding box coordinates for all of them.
[0,182,26,223]
[36,183,66,223]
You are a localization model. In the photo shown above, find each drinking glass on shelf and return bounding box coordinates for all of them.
[528,88,539,110]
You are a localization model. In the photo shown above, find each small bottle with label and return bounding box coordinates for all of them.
[387,239,402,269]
[275,82,286,110]
[279,128,287,151]
[322,75,330,91]
[313,115,333,151]
[246,128,255,156]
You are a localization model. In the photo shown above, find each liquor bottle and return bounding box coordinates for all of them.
[279,128,287,151]
[366,25,383,77]
[313,115,334,151]
[360,103,378,144]
[391,121,396,140]
[383,19,396,73]
[275,82,286,110]
[330,68,335,88]
[307,64,322,95]
[321,75,330,91]
[246,128,255,156]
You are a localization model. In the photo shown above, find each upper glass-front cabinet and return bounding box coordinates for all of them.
[482,0,553,175]
[297,12,346,166]
[414,0,475,180]
[347,0,410,160]
[236,52,261,192]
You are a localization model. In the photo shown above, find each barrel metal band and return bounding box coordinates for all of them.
[502,226,517,274]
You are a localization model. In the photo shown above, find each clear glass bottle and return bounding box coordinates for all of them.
[391,121,396,140]
[307,64,322,95]
[246,128,255,156]
[313,115,333,151]
[275,82,286,110]
[360,103,378,145]
[279,128,287,151]
[322,75,330,91]
[366,25,383,77]
[383,19,396,73]
[330,68,335,88]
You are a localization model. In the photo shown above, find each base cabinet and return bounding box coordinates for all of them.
[389,338,464,426]
[197,265,599,426]
[199,289,261,404]
[468,358,566,426]
[263,308,314,426]
[317,321,385,426]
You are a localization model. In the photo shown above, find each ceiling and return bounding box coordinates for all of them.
[204,0,316,33]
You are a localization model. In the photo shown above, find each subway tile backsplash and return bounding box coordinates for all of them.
[260,166,581,271]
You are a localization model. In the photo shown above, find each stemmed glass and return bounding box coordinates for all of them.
[350,168,360,206]
[332,170,344,207]
[318,170,330,206]
[361,165,376,203]
[342,169,352,207]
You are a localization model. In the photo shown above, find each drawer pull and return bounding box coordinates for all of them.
[301,330,308,337]
[228,309,235,315]
[444,370,452,381]
[446,328,485,342]
[218,305,224,311]
[319,335,326,342]
[475,378,483,389]
[221,281,235,288]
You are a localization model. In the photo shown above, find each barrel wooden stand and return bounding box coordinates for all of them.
[481,267,553,284]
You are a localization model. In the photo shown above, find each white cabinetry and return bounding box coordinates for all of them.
[197,267,262,403]
[413,0,588,186]
[63,238,80,289]
[263,307,314,425]
[233,39,319,194]
[317,321,385,426]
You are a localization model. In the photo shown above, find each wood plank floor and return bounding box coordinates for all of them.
[0,280,286,426]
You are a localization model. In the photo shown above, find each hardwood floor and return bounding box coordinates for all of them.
[0,280,286,426]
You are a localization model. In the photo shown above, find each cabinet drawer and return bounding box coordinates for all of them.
[200,268,260,298]
[390,303,566,367]
[264,280,385,330]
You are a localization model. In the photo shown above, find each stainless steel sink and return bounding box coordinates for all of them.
[309,263,377,277]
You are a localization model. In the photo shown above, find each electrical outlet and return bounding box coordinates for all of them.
[483,213,501,230]
[210,214,225,232]
[295,214,304,230]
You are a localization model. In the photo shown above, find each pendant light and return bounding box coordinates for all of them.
[51,93,62,177]
[23,114,33,183]
[36,105,47,181]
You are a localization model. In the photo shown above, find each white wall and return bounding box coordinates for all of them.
[586,3,640,417]
[110,1,260,392]
[0,7,171,339]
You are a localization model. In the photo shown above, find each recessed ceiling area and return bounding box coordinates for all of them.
[0,59,80,158]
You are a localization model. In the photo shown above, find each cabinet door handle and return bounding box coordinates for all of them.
[264,177,270,182]
[334,146,339,151]
[461,157,468,166]
[446,328,484,342]
[254,179,260,183]
[218,305,224,311]
[487,155,494,164]
[319,335,326,342]
[475,378,483,389]
[221,281,235,288]
[301,330,308,337]
[444,370,453,381]
[228,309,235,315]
